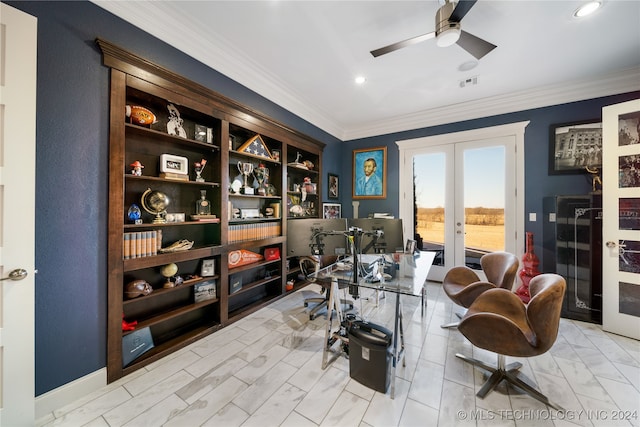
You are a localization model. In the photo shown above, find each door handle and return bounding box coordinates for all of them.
[0,268,28,281]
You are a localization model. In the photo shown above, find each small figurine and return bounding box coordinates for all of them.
[130,160,144,176]
[194,158,207,182]
[127,204,142,224]
[166,103,187,138]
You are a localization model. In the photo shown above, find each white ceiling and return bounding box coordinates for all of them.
[92,0,640,141]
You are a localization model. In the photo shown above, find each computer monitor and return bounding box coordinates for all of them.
[347,218,404,254]
[286,218,349,256]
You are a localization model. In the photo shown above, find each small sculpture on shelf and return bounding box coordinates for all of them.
[130,160,144,176]
[194,158,207,182]
[127,203,142,224]
[166,103,187,138]
[124,279,153,299]
[254,163,269,196]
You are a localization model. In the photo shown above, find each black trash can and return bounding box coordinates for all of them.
[348,320,393,393]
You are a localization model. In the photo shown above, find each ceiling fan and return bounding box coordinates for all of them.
[370,0,496,60]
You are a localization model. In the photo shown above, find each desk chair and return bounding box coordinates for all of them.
[456,273,566,410]
[300,255,353,320]
[441,251,519,328]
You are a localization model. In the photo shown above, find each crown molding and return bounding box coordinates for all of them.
[342,67,640,141]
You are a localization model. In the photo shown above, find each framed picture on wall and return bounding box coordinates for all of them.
[323,203,341,219]
[549,119,602,175]
[353,146,386,199]
[328,173,339,199]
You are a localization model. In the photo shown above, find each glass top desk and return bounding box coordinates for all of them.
[311,251,435,398]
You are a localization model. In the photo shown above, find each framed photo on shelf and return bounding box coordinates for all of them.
[353,146,386,199]
[328,173,339,199]
[194,280,217,303]
[549,119,602,175]
[323,203,341,219]
[160,154,188,175]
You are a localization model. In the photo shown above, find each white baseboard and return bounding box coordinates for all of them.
[35,368,106,420]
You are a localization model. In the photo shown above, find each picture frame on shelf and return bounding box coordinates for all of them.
[323,203,341,219]
[194,124,212,143]
[405,239,417,254]
[160,154,188,175]
[353,146,386,199]
[194,280,217,303]
[328,173,339,199]
[549,119,602,175]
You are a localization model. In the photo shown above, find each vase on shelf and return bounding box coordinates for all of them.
[515,231,541,304]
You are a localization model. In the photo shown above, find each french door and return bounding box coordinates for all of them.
[602,99,640,340]
[397,122,527,282]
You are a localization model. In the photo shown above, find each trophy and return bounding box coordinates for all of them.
[254,163,269,196]
[237,161,254,194]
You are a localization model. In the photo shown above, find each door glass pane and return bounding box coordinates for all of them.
[463,146,505,269]
[414,153,445,266]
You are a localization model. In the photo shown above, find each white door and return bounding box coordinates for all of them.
[0,3,37,425]
[397,122,527,282]
[602,99,640,340]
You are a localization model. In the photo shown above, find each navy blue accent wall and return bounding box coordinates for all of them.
[4,0,637,396]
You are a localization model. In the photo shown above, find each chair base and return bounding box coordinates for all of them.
[305,297,353,320]
[440,309,466,329]
[456,353,564,411]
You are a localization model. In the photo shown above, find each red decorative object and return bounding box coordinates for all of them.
[515,232,541,304]
[122,314,137,331]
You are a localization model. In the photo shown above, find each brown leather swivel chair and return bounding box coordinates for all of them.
[456,273,566,410]
[300,255,353,320]
[441,251,519,328]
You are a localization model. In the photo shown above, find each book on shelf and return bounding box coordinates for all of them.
[123,230,160,259]
[228,222,281,243]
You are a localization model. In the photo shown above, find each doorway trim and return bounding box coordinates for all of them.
[396,121,529,279]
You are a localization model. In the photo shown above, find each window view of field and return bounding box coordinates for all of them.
[416,207,505,252]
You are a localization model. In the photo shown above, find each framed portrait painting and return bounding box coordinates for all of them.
[549,119,602,174]
[353,146,386,199]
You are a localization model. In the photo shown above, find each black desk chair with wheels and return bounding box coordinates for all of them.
[300,255,353,320]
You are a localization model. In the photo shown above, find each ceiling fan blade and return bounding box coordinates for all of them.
[449,0,478,22]
[456,30,496,60]
[370,32,435,57]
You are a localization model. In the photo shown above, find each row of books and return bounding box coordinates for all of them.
[123,230,162,259]
[228,222,281,243]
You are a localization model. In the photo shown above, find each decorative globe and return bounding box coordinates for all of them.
[161,263,178,278]
[141,188,170,223]
[160,263,178,288]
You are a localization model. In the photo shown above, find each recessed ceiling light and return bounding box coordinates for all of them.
[574,1,602,18]
[458,60,478,72]
[355,76,366,85]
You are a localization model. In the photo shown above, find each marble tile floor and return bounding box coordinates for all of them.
[38,282,640,427]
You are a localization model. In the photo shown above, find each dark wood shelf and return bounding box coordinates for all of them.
[228,193,281,199]
[125,174,220,187]
[122,322,221,374]
[228,258,281,275]
[125,122,221,151]
[123,246,223,272]
[123,298,219,335]
[228,275,281,298]
[123,275,219,306]
[124,220,220,229]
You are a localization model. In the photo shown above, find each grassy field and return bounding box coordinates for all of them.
[416,207,504,252]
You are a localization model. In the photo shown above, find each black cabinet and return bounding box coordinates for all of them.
[555,194,602,323]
